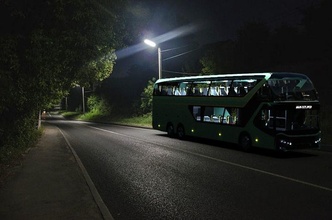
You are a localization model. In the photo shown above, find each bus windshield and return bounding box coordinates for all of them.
[267,74,317,101]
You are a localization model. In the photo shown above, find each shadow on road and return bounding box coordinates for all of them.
[156,133,318,159]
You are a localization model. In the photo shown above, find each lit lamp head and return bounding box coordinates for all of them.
[144,39,156,47]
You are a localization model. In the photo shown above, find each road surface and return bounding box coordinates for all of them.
[49,117,332,219]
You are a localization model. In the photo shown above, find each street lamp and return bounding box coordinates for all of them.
[144,39,162,79]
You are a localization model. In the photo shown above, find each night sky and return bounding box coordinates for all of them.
[113,0,322,76]
[131,0,321,43]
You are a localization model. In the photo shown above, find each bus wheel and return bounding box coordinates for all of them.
[239,133,251,152]
[166,123,175,138]
[177,125,185,139]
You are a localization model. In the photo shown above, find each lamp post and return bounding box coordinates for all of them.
[144,39,162,79]
[82,86,85,113]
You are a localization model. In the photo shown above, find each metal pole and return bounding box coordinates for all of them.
[65,97,68,110]
[82,86,85,113]
[158,47,162,79]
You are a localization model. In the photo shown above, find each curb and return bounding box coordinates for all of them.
[58,127,114,220]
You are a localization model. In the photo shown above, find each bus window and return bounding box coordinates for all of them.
[256,83,272,100]
[268,75,318,101]
[155,82,181,96]
[232,79,258,96]
[228,87,237,96]
[153,84,162,95]
[179,82,188,95]
[190,81,211,96]
[265,109,287,131]
[167,86,173,95]
[256,105,319,132]
[211,80,230,96]
[171,82,189,96]
[191,106,223,123]
[204,107,215,122]
[220,87,227,96]
[160,85,169,95]
[224,108,239,125]
[209,86,218,96]
[190,106,240,124]
[192,106,201,121]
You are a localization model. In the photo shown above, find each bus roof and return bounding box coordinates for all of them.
[155,72,308,84]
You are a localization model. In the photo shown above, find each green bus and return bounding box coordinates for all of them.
[152,72,321,151]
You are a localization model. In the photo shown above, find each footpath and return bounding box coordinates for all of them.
[0,122,109,220]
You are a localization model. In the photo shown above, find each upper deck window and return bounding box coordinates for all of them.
[267,75,318,101]
[153,78,260,97]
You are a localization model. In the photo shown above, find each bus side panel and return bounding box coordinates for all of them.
[152,97,189,132]
[153,97,277,150]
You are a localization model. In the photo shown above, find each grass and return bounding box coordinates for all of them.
[61,108,332,145]
[111,113,152,128]
[61,111,153,128]
[60,111,81,119]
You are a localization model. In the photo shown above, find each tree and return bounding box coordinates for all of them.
[0,0,128,149]
[140,78,156,114]
[200,40,235,74]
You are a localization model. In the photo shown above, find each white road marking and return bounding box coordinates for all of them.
[58,127,114,220]
[87,125,332,192]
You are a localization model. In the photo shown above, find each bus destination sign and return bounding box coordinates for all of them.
[296,105,312,109]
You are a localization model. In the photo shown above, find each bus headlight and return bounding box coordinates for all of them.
[280,139,292,146]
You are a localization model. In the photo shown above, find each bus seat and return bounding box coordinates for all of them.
[220,87,227,96]
[194,88,200,96]
[180,88,187,95]
[202,88,208,96]
[228,87,236,96]
[210,87,217,96]
[212,116,219,122]
[239,86,246,96]
[204,116,210,122]
[167,87,173,95]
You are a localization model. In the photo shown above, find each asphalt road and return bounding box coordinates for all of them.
[50,117,332,220]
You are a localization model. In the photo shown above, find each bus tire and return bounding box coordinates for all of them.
[166,123,175,138]
[239,132,252,152]
[177,125,185,139]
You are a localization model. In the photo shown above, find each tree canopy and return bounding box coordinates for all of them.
[199,0,332,74]
[0,0,128,147]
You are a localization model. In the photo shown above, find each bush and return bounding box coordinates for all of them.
[140,78,156,114]
[0,112,42,170]
[80,95,112,120]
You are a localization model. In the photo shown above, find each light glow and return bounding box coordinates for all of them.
[144,39,156,47]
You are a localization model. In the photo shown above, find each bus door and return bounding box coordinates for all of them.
[267,109,287,131]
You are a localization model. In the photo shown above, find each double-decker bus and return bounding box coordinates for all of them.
[152,72,321,151]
